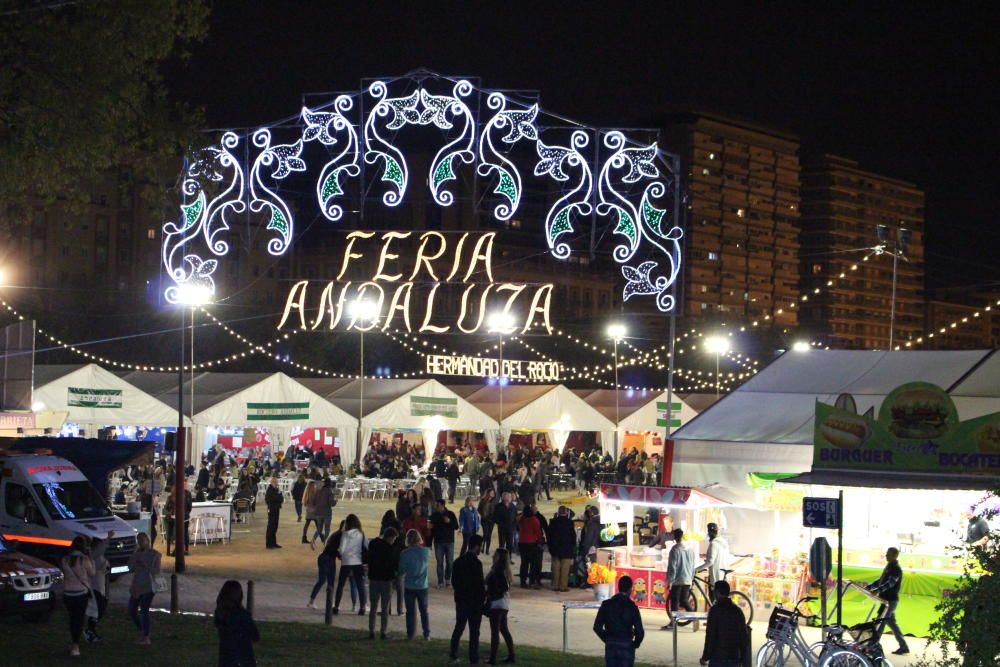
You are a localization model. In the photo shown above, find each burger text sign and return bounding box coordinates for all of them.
[814,382,1000,475]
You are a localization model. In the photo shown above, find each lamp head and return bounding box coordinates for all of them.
[349,298,379,323]
[487,311,516,334]
[176,282,212,306]
[606,323,627,340]
[792,341,811,352]
[703,336,730,355]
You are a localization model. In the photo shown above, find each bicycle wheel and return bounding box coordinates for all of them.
[666,588,700,625]
[819,648,873,667]
[756,640,792,667]
[731,589,755,624]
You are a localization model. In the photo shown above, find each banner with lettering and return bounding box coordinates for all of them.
[814,382,1000,475]
[246,402,309,421]
[68,387,123,408]
[410,395,458,418]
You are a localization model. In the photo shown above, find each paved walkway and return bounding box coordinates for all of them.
[112,493,942,666]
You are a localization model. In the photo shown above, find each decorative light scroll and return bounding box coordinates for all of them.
[162,74,683,312]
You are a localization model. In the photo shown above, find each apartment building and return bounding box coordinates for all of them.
[661,112,801,330]
[800,155,925,349]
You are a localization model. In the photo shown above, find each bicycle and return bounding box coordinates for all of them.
[666,556,755,626]
[756,596,880,667]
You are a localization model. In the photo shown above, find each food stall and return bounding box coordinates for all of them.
[596,483,729,611]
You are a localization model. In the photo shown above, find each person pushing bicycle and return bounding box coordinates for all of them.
[696,523,730,602]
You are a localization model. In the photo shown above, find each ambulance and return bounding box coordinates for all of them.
[0,453,138,573]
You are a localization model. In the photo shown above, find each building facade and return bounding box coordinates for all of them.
[661,112,801,330]
[799,155,926,349]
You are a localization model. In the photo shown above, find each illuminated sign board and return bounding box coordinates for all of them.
[277,231,554,334]
[425,354,561,382]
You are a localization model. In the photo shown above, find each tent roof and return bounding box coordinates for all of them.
[949,349,1000,420]
[298,378,428,419]
[355,379,496,432]
[671,350,993,447]
[118,371,274,415]
[449,384,557,422]
[501,384,616,432]
[571,388,659,422]
[34,364,185,427]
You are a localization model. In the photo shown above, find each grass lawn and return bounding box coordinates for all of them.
[0,604,653,666]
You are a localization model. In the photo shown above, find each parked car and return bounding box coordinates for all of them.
[0,533,62,622]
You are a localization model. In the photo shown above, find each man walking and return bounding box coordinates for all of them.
[700,581,748,667]
[663,528,695,629]
[446,456,461,504]
[594,575,645,667]
[367,527,399,640]
[867,547,909,656]
[492,492,517,559]
[430,498,458,588]
[548,506,576,592]
[264,476,283,549]
[450,534,485,664]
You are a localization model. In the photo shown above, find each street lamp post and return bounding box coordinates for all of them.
[875,224,911,350]
[703,336,731,399]
[349,299,379,466]
[173,283,211,574]
[487,312,515,451]
[606,323,627,458]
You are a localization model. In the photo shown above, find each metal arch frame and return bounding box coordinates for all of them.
[161,71,684,315]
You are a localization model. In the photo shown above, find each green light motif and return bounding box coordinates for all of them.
[433,156,455,187]
[494,168,517,203]
[551,208,573,237]
[267,206,288,235]
[642,198,666,235]
[321,171,343,200]
[382,156,404,187]
[180,192,205,232]
[615,209,637,243]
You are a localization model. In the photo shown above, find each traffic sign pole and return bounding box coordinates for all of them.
[837,489,844,627]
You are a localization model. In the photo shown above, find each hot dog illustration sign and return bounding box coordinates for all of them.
[814,382,1000,475]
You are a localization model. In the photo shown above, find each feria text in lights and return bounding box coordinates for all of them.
[161,73,683,313]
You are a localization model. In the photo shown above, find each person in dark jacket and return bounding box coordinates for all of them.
[594,575,645,667]
[196,462,211,492]
[492,492,518,560]
[867,547,909,655]
[367,527,399,639]
[430,499,459,587]
[215,580,259,667]
[264,477,283,549]
[291,473,307,522]
[548,506,577,592]
[446,457,461,503]
[429,475,445,503]
[700,581,747,667]
[449,534,485,664]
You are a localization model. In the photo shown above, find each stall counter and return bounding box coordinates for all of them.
[598,545,673,610]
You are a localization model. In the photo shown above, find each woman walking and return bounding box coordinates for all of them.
[215,580,259,667]
[333,514,368,615]
[477,488,497,555]
[291,471,307,522]
[300,480,317,545]
[307,528,339,609]
[126,532,162,646]
[84,531,113,644]
[398,529,431,640]
[309,478,336,547]
[458,496,481,556]
[485,549,516,664]
[60,536,95,657]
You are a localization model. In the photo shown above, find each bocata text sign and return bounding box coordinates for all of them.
[425,354,561,382]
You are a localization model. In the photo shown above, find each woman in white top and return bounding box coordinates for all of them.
[60,536,96,657]
[333,513,368,615]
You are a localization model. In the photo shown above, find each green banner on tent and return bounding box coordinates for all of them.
[655,401,683,428]
[246,402,309,421]
[814,382,1000,475]
[68,387,123,408]
[410,395,458,418]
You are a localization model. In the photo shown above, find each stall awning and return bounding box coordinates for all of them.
[600,483,729,508]
[782,469,1000,491]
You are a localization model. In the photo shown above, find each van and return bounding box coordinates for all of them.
[0,454,137,572]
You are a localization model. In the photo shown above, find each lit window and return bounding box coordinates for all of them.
[147,228,156,240]
[708,252,718,261]
[702,168,711,176]
[736,208,746,218]
[708,153,716,160]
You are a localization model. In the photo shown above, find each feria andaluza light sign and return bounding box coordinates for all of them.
[161,72,683,333]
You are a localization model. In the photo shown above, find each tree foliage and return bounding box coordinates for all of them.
[0,0,208,205]
[917,490,1000,666]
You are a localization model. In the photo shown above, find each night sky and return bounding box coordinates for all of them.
[171,2,999,290]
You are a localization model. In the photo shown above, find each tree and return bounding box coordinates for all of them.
[0,0,208,205]
[917,489,1000,666]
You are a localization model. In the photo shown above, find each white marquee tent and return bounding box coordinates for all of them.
[301,378,497,461]
[573,388,699,434]
[486,384,617,453]
[34,364,186,433]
